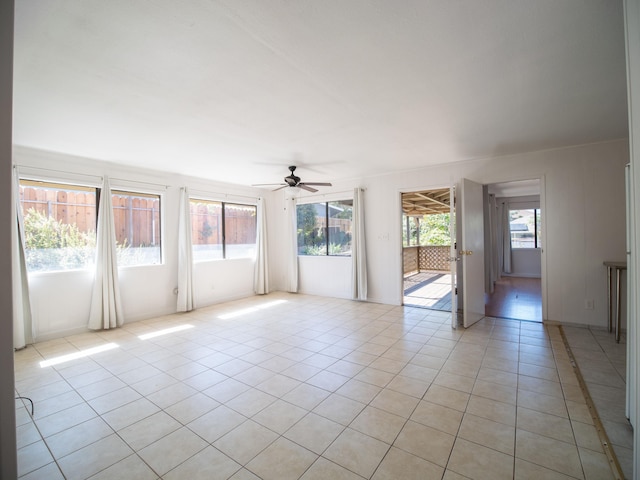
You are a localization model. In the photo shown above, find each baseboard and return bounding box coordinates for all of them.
[501,273,541,278]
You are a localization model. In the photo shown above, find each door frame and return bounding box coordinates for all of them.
[397,175,547,323]
[484,175,547,322]
[398,184,455,311]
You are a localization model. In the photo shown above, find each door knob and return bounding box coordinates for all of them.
[460,250,473,256]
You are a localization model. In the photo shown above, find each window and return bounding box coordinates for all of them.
[224,203,257,259]
[509,208,542,248]
[112,191,161,266]
[297,200,353,256]
[190,199,256,261]
[20,180,164,272]
[20,180,97,272]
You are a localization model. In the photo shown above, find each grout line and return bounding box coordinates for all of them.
[558,325,624,480]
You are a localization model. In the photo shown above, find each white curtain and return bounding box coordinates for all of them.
[254,197,269,294]
[12,167,34,349]
[88,176,124,330]
[488,194,498,292]
[177,187,195,311]
[286,195,298,293]
[501,201,512,274]
[352,188,368,300]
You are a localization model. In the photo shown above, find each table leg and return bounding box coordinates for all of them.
[607,266,613,333]
[616,267,622,343]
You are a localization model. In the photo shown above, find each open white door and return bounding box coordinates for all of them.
[460,178,485,328]
[449,185,458,329]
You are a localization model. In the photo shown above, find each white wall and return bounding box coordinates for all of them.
[509,249,542,278]
[298,256,352,298]
[271,139,629,328]
[14,146,262,341]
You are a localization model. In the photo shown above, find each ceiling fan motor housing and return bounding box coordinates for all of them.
[285,166,300,186]
[285,175,300,186]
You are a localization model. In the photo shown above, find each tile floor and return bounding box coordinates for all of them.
[563,325,632,479]
[14,293,616,479]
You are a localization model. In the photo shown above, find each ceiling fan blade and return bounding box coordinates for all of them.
[300,182,332,187]
[252,183,286,187]
[299,184,318,193]
[272,185,288,191]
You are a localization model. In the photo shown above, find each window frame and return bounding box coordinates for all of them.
[111,189,163,267]
[189,197,257,262]
[509,207,541,249]
[19,179,99,273]
[296,199,353,257]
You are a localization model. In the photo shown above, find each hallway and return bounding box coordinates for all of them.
[485,277,542,323]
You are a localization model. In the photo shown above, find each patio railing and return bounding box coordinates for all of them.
[403,245,450,274]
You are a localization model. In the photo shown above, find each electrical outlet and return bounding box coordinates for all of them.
[584,299,594,310]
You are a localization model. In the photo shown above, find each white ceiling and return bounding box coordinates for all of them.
[13,1,628,187]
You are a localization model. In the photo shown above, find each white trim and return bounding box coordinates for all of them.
[16,165,102,188]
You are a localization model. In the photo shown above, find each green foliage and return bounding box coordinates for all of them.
[421,213,451,246]
[326,230,351,255]
[22,209,95,271]
[403,213,451,246]
[329,242,349,255]
[297,203,352,255]
[297,225,325,253]
[23,208,93,249]
[297,204,323,252]
[301,244,326,255]
[301,243,349,256]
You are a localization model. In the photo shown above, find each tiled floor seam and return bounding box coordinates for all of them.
[441,320,492,478]
[511,324,577,480]
[18,400,71,479]
[558,325,624,480]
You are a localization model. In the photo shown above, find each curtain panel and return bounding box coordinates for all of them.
[88,176,124,330]
[254,197,269,294]
[177,187,195,311]
[500,201,512,274]
[286,196,298,293]
[352,188,368,300]
[12,167,34,349]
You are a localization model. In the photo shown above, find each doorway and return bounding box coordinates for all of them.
[401,188,453,311]
[484,180,543,322]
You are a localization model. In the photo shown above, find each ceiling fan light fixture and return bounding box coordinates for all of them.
[285,186,301,198]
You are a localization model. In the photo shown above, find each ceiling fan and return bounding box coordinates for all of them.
[253,166,332,193]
